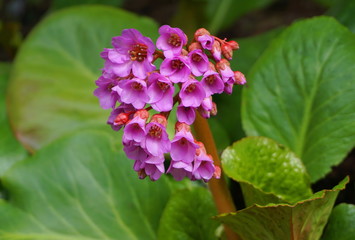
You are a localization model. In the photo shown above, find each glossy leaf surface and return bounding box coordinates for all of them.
[222,137,312,205]
[7,6,159,150]
[242,17,355,182]
[216,177,348,240]
[0,131,174,240]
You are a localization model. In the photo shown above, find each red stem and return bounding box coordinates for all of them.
[193,113,240,240]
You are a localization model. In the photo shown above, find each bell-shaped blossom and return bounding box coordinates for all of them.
[167,160,193,181]
[224,82,234,95]
[179,79,206,107]
[211,41,222,61]
[94,75,120,109]
[176,104,196,125]
[188,49,209,76]
[143,155,165,181]
[147,73,174,112]
[122,111,148,144]
[124,140,150,162]
[216,59,235,84]
[144,116,170,156]
[192,152,215,182]
[201,70,224,96]
[160,56,191,83]
[197,34,214,50]
[107,29,155,79]
[156,25,187,58]
[119,78,149,109]
[170,124,199,163]
[198,97,213,119]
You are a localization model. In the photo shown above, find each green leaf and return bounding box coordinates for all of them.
[215,177,348,240]
[7,5,159,151]
[327,0,355,33]
[206,0,275,34]
[0,131,175,240]
[158,188,219,240]
[0,63,27,176]
[242,16,355,182]
[321,203,355,240]
[222,137,312,206]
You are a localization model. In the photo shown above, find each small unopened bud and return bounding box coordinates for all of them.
[181,48,189,56]
[134,109,149,120]
[175,121,191,133]
[227,40,239,50]
[114,112,130,126]
[194,28,210,41]
[213,165,221,179]
[138,169,147,180]
[208,61,216,71]
[195,141,207,156]
[216,59,230,71]
[211,102,217,116]
[211,41,221,61]
[221,44,233,60]
[234,71,246,85]
[151,114,167,127]
[188,42,202,52]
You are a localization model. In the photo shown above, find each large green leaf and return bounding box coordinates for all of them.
[222,137,312,206]
[242,16,355,182]
[216,177,348,240]
[0,131,175,240]
[321,203,355,240]
[7,5,159,151]
[0,63,27,176]
[158,188,219,240]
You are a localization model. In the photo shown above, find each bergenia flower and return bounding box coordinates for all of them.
[122,114,147,144]
[198,34,214,50]
[177,104,196,125]
[96,25,245,182]
[156,25,187,58]
[201,70,225,96]
[170,122,199,163]
[160,55,191,83]
[147,73,174,112]
[179,78,206,107]
[144,115,170,156]
[119,78,149,109]
[94,75,120,109]
[167,160,193,181]
[188,49,209,76]
[109,29,155,79]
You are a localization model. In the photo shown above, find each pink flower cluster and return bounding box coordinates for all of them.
[94,25,245,181]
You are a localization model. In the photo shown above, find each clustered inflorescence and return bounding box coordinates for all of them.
[94,25,246,182]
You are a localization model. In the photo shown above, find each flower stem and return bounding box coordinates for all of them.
[193,113,240,240]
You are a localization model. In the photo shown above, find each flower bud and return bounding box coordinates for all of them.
[151,114,168,127]
[175,121,191,133]
[188,41,202,52]
[211,102,217,116]
[227,40,239,50]
[234,71,246,85]
[211,40,221,61]
[221,43,233,60]
[194,28,210,41]
[215,59,230,71]
[213,165,221,179]
[134,109,149,120]
[114,112,130,126]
